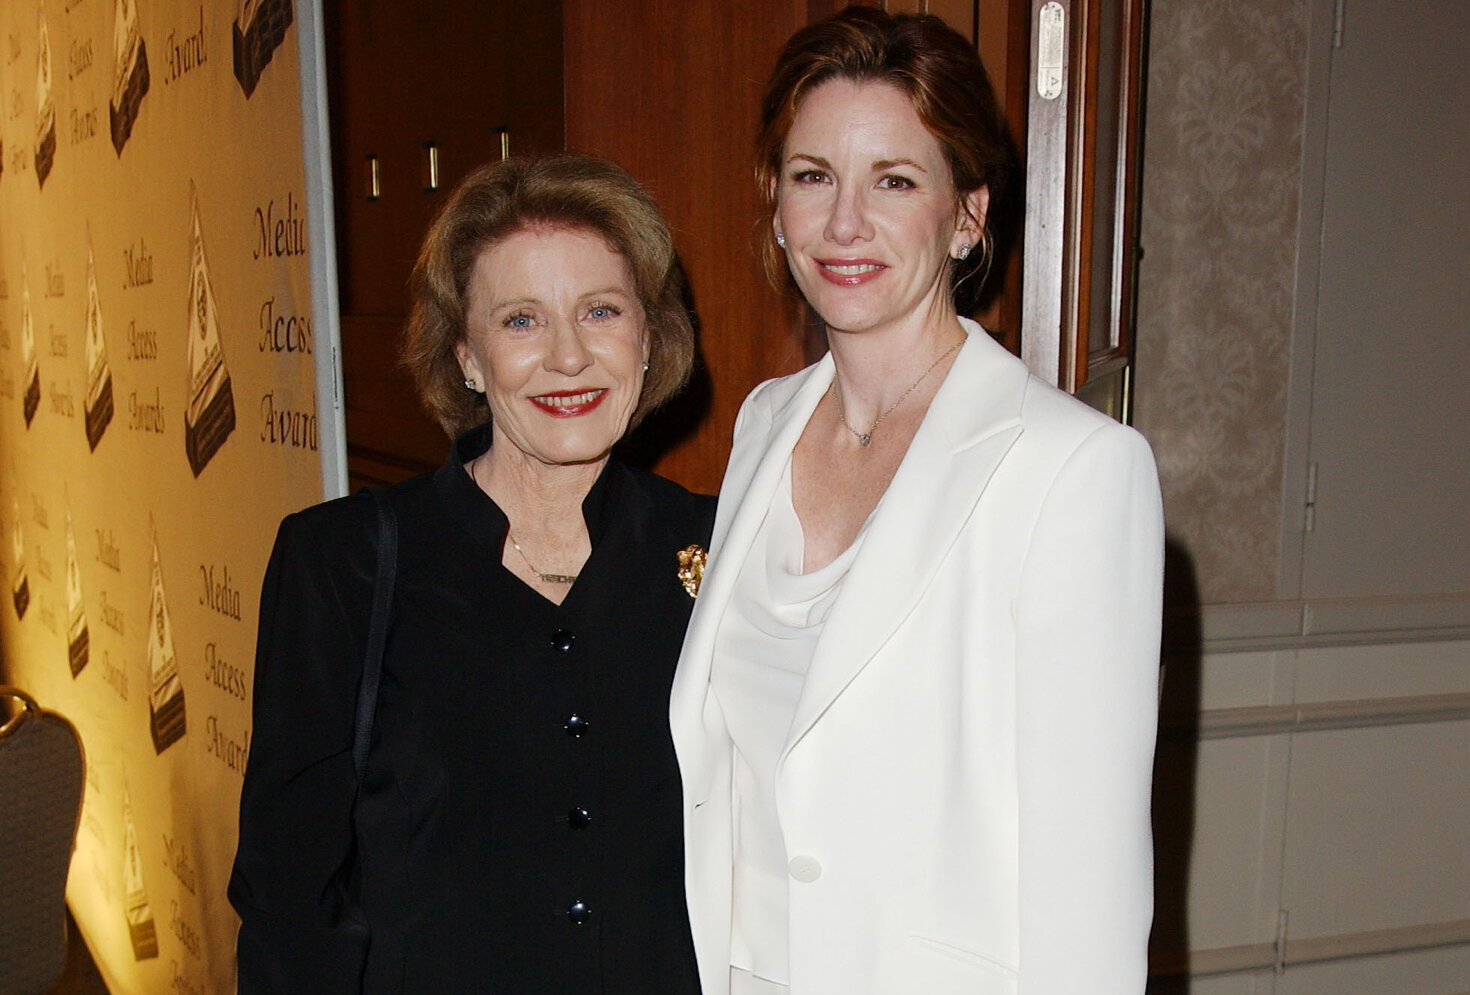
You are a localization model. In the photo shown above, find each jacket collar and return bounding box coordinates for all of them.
[673,318,1033,765]
[783,320,1028,757]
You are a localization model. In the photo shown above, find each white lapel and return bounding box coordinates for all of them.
[670,357,835,778]
[781,323,1030,759]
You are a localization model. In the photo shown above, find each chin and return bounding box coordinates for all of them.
[811,305,889,336]
[531,433,621,468]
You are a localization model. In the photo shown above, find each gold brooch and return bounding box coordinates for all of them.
[677,545,707,599]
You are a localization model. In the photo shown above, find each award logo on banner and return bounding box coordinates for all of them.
[65,508,89,675]
[121,786,159,960]
[84,241,115,450]
[145,530,186,752]
[183,186,235,476]
[109,0,150,155]
[35,2,57,188]
[20,270,40,427]
[233,0,293,98]
[9,497,28,620]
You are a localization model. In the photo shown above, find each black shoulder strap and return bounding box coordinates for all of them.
[353,486,397,781]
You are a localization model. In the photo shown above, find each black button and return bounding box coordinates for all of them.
[550,628,576,652]
[566,901,592,924]
[567,807,591,829]
[564,714,589,737]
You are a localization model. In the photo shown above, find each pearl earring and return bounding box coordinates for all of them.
[775,232,787,248]
[955,243,972,261]
[642,362,650,372]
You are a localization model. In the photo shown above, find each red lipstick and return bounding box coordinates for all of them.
[529,389,608,418]
[815,258,887,287]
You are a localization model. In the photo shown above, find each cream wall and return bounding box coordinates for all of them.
[1134,0,1470,991]
[0,1,322,992]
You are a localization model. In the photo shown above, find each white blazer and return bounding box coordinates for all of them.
[670,320,1164,994]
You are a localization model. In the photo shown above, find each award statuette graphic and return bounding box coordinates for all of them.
[122,787,159,959]
[20,272,40,427]
[34,2,56,188]
[83,243,115,449]
[109,0,149,155]
[233,0,293,98]
[9,500,28,620]
[65,510,89,675]
[183,188,236,476]
[145,532,186,752]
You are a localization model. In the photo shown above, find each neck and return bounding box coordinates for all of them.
[472,436,607,533]
[826,307,967,424]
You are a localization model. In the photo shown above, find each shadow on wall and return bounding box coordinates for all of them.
[1148,537,1203,992]
[616,254,714,475]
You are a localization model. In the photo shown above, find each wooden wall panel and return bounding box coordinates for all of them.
[326,0,564,485]
[563,0,809,494]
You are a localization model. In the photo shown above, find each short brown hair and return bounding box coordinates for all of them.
[404,153,695,437]
[755,5,1013,313]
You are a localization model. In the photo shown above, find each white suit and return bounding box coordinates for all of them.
[670,320,1164,994]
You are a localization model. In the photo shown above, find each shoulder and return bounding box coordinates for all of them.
[738,359,828,425]
[1017,375,1153,465]
[275,490,374,558]
[270,471,439,574]
[613,463,717,541]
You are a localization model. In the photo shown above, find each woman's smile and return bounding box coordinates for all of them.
[456,227,649,468]
[776,78,979,338]
[529,388,608,417]
[815,258,887,285]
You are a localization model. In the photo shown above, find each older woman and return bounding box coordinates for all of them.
[671,8,1164,995]
[230,154,708,993]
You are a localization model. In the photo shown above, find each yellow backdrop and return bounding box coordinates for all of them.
[0,1,322,991]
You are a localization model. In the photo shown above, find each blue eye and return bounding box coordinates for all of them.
[587,304,620,320]
[504,312,534,329]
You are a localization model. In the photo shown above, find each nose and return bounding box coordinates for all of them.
[546,316,593,376]
[824,183,871,245]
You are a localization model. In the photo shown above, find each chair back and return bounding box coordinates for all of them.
[0,686,85,995]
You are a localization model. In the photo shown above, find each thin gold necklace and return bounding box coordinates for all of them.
[829,337,964,447]
[507,532,579,585]
[469,456,580,585]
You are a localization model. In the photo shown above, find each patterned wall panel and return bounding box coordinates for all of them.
[0,1,321,992]
[1133,0,1310,604]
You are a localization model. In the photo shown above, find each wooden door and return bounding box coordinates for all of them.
[1020,0,1147,418]
[325,0,564,487]
[561,0,811,494]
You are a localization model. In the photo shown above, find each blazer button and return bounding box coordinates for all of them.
[564,714,589,737]
[566,901,592,924]
[567,806,591,829]
[549,628,576,652]
[788,855,822,883]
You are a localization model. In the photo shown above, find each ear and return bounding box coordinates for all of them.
[454,337,483,387]
[953,186,991,251]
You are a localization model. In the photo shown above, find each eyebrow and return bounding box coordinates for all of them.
[579,286,633,300]
[784,153,929,174]
[487,286,632,312]
[873,157,928,174]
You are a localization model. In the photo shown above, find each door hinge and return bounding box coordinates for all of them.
[1304,462,1318,532]
[1275,908,1291,974]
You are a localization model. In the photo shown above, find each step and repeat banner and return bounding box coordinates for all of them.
[0,1,324,991]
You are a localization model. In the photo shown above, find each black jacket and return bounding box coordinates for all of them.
[230,428,712,993]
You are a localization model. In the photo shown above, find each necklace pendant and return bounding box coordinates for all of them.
[858,433,872,447]
[539,572,578,585]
